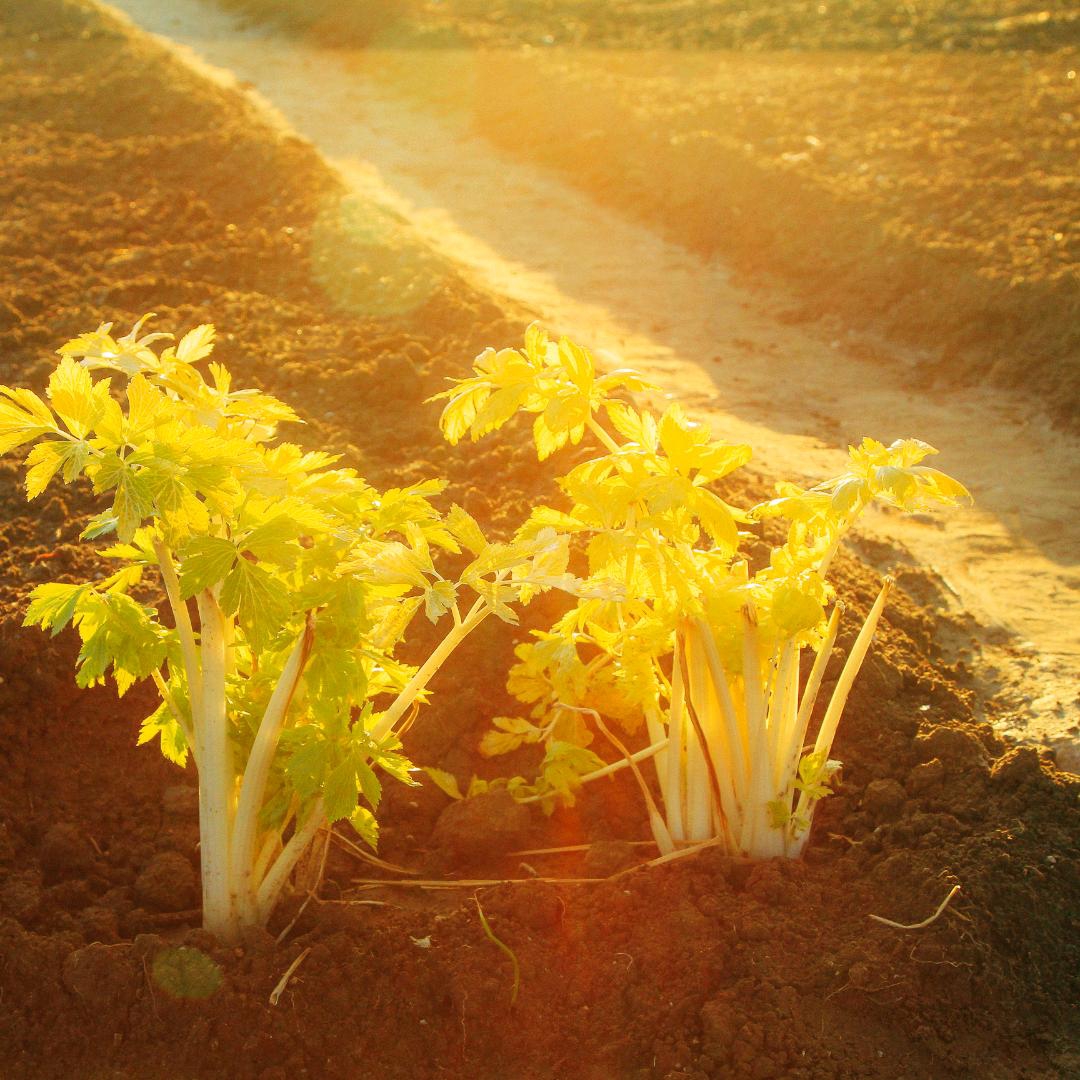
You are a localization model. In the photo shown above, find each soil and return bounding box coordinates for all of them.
[0,2,1077,1079]
[218,0,1080,432]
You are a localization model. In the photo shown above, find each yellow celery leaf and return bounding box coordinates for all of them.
[522,322,549,366]
[480,717,542,758]
[208,361,231,395]
[423,767,464,800]
[556,336,596,392]
[468,382,534,440]
[351,541,431,589]
[445,504,488,555]
[770,582,827,637]
[175,324,216,365]
[606,400,659,451]
[550,707,595,747]
[594,369,661,397]
[910,466,971,504]
[47,357,112,439]
[0,385,56,429]
[59,317,168,377]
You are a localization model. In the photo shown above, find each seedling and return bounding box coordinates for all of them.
[435,326,969,857]
[1,317,569,940]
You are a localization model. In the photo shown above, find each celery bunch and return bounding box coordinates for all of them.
[1,318,567,939]
[436,326,969,858]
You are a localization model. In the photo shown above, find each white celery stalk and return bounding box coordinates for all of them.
[194,589,236,941]
[780,603,842,794]
[790,578,892,855]
[153,538,202,711]
[738,604,778,856]
[645,704,671,810]
[695,620,749,816]
[682,625,737,847]
[230,613,316,923]
[813,578,893,759]
[593,714,676,856]
[256,797,325,923]
[517,738,670,804]
[665,642,688,842]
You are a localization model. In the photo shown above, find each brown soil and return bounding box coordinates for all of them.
[0,3,1077,1079]
[220,0,1080,431]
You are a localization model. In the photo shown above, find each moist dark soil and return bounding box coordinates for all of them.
[0,3,1077,1078]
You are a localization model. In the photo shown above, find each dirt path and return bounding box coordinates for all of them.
[105,0,1079,765]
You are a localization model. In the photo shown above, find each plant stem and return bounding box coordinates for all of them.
[370,602,490,741]
[194,589,237,940]
[518,738,669,802]
[791,578,892,856]
[682,623,739,848]
[592,714,675,856]
[695,620,749,814]
[230,613,315,923]
[150,668,196,756]
[738,604,786,857]
[679,634,714,843]
[767,641,798,796]
[256,797,325,923]
[153,537,202,707]
[586,416,622,455]
[665,637,687,842]
[813,578,893,759]
[780,603,842,799]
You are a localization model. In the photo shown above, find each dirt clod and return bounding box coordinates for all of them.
[38,823,95,884]
[133,851,197,912]
[61,942,139,1008]
[915,726,991,769]
[990,745,1047,789]
[582,839,637,878]
[907,757,945,794]
[861,778,908,820]
[430,790,532,866]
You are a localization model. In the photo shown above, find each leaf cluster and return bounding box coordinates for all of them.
[435,326,970,811]
[5,317,571,845]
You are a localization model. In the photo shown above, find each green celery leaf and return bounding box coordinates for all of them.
[178,536,237,599]
[220,557,291,652]
[348,806,379,851]
[323,756,359,823]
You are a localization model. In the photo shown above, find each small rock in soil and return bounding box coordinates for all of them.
[700,993,738,1060]
[97,886,134,915]
[39,823,95,884]
[430,789,531,867]
[0,298,22,332]
[861,778,907,820]
[134,850,197,912]
[745,861,787,905]
[62,942,139,1008]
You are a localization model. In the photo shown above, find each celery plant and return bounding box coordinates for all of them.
[0,318,569,939]
[435,326,969,858]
